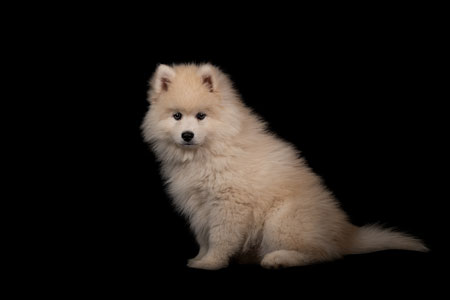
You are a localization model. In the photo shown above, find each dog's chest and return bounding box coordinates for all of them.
[165,160,228,211]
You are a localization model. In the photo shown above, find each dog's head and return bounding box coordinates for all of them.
[142,63,243,154]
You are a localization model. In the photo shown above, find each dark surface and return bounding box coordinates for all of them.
[39,8,446,294]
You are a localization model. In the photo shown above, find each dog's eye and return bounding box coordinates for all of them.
[196,112,206,120]
[173,112,182,120]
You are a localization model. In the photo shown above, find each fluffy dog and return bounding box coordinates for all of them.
[141,63,428,270]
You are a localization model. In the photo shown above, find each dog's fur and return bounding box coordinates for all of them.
[141,63,428,270]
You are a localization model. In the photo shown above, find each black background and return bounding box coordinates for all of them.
[31,5,447,295]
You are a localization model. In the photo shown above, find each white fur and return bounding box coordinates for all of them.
[141,63,428,270]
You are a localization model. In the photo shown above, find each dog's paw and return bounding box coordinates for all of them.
[187,257,199,265]
[261,252,285,269]
[187,258,228,270]
[261,250,308,269]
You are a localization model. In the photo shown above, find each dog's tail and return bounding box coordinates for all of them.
[345,224,429,255]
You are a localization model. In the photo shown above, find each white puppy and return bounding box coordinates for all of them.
[141,63,428,270]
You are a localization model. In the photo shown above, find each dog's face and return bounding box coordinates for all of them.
[162,108,210,147]
[143,64,232,150]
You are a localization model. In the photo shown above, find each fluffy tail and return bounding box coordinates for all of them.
[346,225,429,255]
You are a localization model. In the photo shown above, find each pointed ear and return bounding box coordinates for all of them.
[150,64,176,94]
[198,64,217,92]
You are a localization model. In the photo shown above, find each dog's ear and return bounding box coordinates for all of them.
[198,64,217,92]
[150,64,176,94]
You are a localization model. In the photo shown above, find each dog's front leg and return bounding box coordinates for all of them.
[188,230,209,264]
[187,200,250,270]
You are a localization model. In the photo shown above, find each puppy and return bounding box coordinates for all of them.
[141,63,428,270]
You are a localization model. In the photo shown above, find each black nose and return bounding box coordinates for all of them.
[181,131,194,142]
